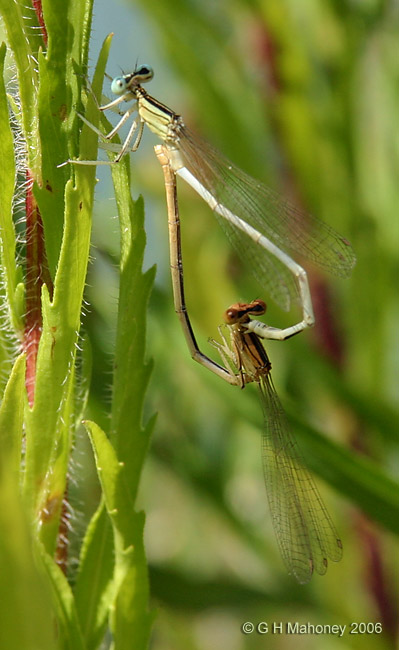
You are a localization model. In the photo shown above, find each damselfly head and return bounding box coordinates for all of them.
[224,299,267,325]
[111,65,154,96]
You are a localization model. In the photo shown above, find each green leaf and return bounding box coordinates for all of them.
[290,412,399,536]
[0,0,37,168]
[74,333,93,429]
[39,548,85,650]
[36,0,96,274]
[86,421,155,650]
[74,501,114,650]
[0,354,25,477]
[109,167,156,505]
[149,565,310,610]
[0,42,22,333]
[0,474,57,650]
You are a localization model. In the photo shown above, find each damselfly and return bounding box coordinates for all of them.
[213,300,343,583]
[155,146,343,583]
[70,65,355,338]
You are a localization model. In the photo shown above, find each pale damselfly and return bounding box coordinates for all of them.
[70,64,355,339]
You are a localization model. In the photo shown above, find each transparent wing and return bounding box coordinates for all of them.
[179,126,356,311]
[258,373,343,584]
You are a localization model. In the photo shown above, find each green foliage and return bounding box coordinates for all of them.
[86,422,155,648]
[74,501,114,649]
[0,473,58,650]
[0,1,154,648]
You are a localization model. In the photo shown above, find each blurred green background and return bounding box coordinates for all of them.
[74,1,398,648]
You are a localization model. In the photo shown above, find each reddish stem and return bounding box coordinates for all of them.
[24,173,67,569]
[354,511,397,644]
[55,490,70,575]
[24,169,53,406]
[311,274,345,369]
[251,20,281,93]
[31,0,48,46]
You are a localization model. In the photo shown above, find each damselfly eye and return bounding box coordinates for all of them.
[250,299,266,315]
[134,65,154,82]
[111,76,127,95]
[224,307,240,324]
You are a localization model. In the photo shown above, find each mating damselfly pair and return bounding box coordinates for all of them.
[68,64,354,583]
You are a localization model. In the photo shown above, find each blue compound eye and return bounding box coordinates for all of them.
[135,65,154,82]
[111,76,127,95]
